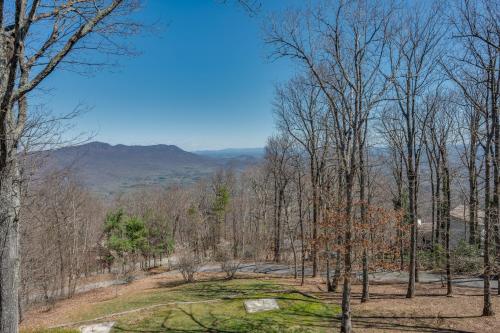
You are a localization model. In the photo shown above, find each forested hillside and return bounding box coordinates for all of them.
[36,142,262,193]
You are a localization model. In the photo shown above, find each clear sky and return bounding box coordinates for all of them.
[35,0,295,150]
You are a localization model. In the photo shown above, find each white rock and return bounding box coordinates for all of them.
[244,298,279,313]
[79,322,115,333]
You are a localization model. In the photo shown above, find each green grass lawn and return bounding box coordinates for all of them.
[22,329,79,333]
[113,293,337,332]
[26,278,340,333]
[70,279,285,322]
[109,279,340,332]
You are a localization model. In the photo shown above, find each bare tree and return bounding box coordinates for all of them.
[454,88,483,246]
[265,135,293,263]
[0,1,140,331]
[20,168,103,311]
[423,91,456,295]
[449,0,500,313]
[387,2,445,298]
[379,107,408,270]
[274,75,329,277]
[290,151,307,285]
[266,1,392,330]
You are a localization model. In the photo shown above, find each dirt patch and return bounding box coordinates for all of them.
[319,282,500,332]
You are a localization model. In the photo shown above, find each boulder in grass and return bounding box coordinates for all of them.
[244,298,279,313]
[80,322,115,333]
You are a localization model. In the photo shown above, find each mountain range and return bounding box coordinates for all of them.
[39,142,264,195]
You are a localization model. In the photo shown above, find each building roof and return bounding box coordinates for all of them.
[418,222,433,232]
[450,205,485,225]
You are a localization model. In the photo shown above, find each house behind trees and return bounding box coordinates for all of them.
[419,205,485,248]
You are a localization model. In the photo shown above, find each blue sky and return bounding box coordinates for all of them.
[36,1,295,150]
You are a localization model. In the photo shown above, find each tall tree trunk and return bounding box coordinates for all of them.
[492,68,500,295]
[274,188,283,263]
[0,28,20,333]
[360,144,369,303]
[406,136,417,298]
[483,119,494,316]
[331,249,342,292]
[0,155,21,333]
[311,160,319,277]
[435,171,441,245]
[297,174,305,286]
[300,200,305,285]
[468,128,478,246]
[442,157,452,296]
[341,172,354,333]
[272,179,279,262]
[429,158,436,248]
[469,174,478,245]
[326,252,332,291]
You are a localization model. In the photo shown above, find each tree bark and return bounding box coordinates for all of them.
[341,172,354,333]
[360,142,369,303]
[483,148,494,316]
[442,156,452,296]
[0,28,20,333]
[468,119,479,246]
[0,156,21,333]
[406,116,417,299]
[311,160,319,277]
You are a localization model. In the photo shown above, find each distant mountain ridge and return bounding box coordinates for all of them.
[194,147,265,159]
[40,142,263,195]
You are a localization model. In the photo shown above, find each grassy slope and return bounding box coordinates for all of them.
[113,279,338,332]
[22,329,79,333]
[24,278,340,333]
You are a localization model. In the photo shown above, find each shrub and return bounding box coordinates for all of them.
[215,242,240,279]
[221,257,240,279]
[418,241,482,275]
[452,240,482,274]
[175,246,201,282]
[418,244,445,271]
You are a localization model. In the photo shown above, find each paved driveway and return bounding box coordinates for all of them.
[200,262,498,290]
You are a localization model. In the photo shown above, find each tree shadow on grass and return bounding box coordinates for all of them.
[113,296,335,333]
[156,280,189,289]
[170,280,285,300]
[129,307,332,332]
[112,305,480,333]
[113,306,478,333]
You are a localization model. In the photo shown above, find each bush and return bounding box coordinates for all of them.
[418,244,445,271]
[175,246,201,282]
[215,242,240,279]
[452,240,482,274]
[221,257,240,279]
[418,241,482,275]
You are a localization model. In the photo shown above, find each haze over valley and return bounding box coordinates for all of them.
[40,142,264,194]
